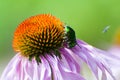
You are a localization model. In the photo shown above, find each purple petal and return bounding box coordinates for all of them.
[45,54,85,80]
[0,53,52,80]
[59,48,81,73]
[70,40,117,80]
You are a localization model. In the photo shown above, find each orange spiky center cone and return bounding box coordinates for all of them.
[13,14,65,57]
[113,28,120,46]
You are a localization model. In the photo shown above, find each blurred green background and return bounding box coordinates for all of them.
[0,0,120,78]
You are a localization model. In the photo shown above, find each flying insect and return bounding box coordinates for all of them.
[102,25,110,33]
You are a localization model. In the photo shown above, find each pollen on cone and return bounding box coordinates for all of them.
[13,14,65,57]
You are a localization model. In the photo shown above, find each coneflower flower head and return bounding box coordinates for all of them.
[1,14,119,80]
[13,14,65,64]
[113,28,120,46]
[106,27,120,80]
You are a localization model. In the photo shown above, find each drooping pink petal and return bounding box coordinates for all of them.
[1,51,85,80]
[0,53,52,80]
[70,40,116,80]
[45,54,85,80]
[59,48,81,73]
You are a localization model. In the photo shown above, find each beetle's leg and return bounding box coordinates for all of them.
[54,49,62,59]
[35,54,41,65]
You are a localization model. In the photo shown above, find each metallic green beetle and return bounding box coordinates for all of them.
[65,26,77,48]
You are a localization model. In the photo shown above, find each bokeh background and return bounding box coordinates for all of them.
[0,0,120,79]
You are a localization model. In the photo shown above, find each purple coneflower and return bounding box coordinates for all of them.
[107,28,120,80]
[0,14,118,80]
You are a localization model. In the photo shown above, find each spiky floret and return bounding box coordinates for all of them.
[13,14,65,63]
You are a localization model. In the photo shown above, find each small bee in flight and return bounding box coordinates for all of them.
[102,25,110,33]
